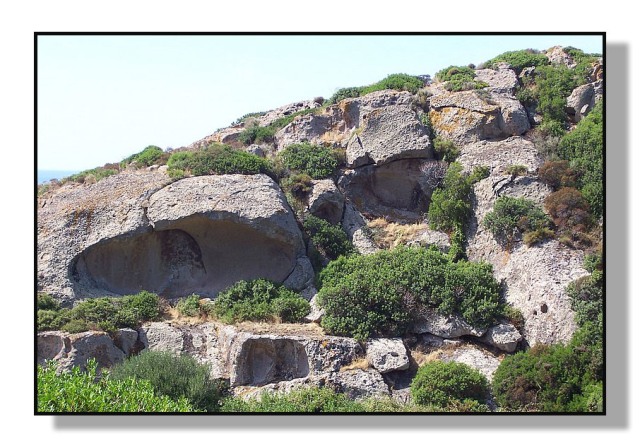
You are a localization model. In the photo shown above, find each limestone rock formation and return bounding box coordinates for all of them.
[566,84,595,122]
[474,67,519,95]
[306,179,344,225]
[411,309,486,338]
[481,323,522,353]
[37,330,125,371]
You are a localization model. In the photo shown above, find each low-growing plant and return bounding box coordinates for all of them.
[62,167,119,185]
[37,292,60,311]
[326,74,424,105]
[505,164,528,176]
[538,160,578,189]
[317,246,504,340]
[176,294,202,317]
[109,350,227,412]
[211,279,309,324]
[121,145,164,168]
[544,187,593,233]
[432,137,460,163]
[435,65,487,91]
[427,162,474,234]
[567,271,603,328]
[37,359,195,412]
[303,215,354,260]
[279,143,339,179]
[483,196,552,248]
[523,227,555,246]
[168,144,275,179]
[483,49,549,74]
[410,361,488,409]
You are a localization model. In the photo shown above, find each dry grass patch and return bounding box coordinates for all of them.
[339,357,371,372]
[367,218,429,249]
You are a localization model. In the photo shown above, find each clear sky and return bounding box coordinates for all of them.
[37,34,603,171]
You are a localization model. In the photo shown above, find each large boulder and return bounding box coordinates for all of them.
[39,173,313,302]
[456,136,543,176]
[37,330,125,372]
[566,84,595,122]
[345,105,432,168]
[481,323,522,353]
[411,309,486,338]
[428,90,529,146]
[306,179,345,225]
[474,68,519,95]
[436,344,502,382]
[365,338,410,373]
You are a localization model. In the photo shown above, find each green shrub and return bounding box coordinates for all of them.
[109,350,227,412]
[303,215,354,260]
[38,310,61,331]
[432,137,460,162]
[483,49,549,74]
[317,246,503,340]
[280,143,340,179]
[483,196,552,248]
[523,227,555,246]
[231,111,266,126]
[238,123,277,145]
[567,272,603,328]
[221,387,364,413]
[435,65,487,91]
[121,145,164,167]
[120,290,162,321]
[410,361,488,408]
[535,64,581,125]
[168,144,275,178]
[360,73,425,95]
[505,164,527,176]
[211,279,309,324]
[468,165,490,184]
[62,167,119,184]
[557,101,603,217]
[427,162,474,234]
[37,292,60,311]
[176,294,202,317]
[37,359,195,412]
[281,173,313,202]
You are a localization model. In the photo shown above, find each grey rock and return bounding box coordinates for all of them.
[437,344,502,382]
[328,368,390,400]
[341,201,379,254]
[566,84,595,122]
[365,338,410,373]
[345,105,432,168]
[456,136,543,176]
[112,328,140,356]
[307,179,344,225]
[428,90,529,146]
[411,309,486,338]
[482,323,522,353]
[246,144,266,157]
[304,294,325,323]
[139,322,185,354]
[37,331,70,365]
[282,257,315,291]
[474,68,519,95]
[37,330,125,372]
[408,228,450,252]
[545,46,575,68]
[257,99,319,127]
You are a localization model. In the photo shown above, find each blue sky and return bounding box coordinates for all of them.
[37,34,603,171]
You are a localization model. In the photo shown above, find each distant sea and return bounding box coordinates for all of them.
[37,170,79,184]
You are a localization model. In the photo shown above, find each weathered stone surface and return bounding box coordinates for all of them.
[408,228,450,252]
[112,328,141,356]
[139,322,185,354]
[328,368,390,400]
[411,309,486,338]
[545,46,575,68]
[475,68,519,95]
[467,176,587,345]
[341,201,379,254]
[187,125,245,150]
[257,99,319,127]
[40,173,313,302]
[365,338,410,373]
[346,105,432,168]
[428,90,529,146]
[437,344,502,382]
[457,136,543,176]
[37,330,125,371]
[339,159,438,223]
[481,323,522,353]
[304,293,325,323]
[246,144,266,157]
[566,84,595,122]
[307,179,344,225]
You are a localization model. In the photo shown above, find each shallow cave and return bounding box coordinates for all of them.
[233,338,310,386]
[340,159,439,222]
[71,215,297,299]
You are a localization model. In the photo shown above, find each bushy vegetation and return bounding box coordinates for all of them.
[231,111,266,126]
[427,162,474,234]
[504,164,528,176]
[544,187,593,234]
[37,359,194,412]
[317,246,504,340]
[176,294,202,317]
[483,49,549,74]
[61,166,119,185]
[109,350,227,412]
[238,108,320,145]
[121,145,165,167]
[435,65,488,92]
[432,137,460,163]
[411,361,489,410]
[167,144,275,178]
[280,143,340,179]
[483,196,553,248]
[557,101,603,217]
[37,291,162,333]
[303,215,354,261]
[326,74,424,104]
[538,160,578,189]
[210,279,310,324]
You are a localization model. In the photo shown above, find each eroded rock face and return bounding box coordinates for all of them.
[481,324,522,353]
[411,309,486,338]
[437,344,502,382]
[39,173,312,302]
[428,90,530,146]
[474,68,519,95]
[566,84,595,122]
[37,330,125,372]
[456,136,543,175]
[365,338,410,373]
[307,179,344,225]
[345,105,432,168]
[338,159,439,222]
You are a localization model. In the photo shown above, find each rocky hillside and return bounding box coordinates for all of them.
[37,46,604,412]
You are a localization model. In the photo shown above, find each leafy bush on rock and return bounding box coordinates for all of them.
[483,196,552,248]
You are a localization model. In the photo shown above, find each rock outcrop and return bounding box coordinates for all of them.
[38,173,313,302]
